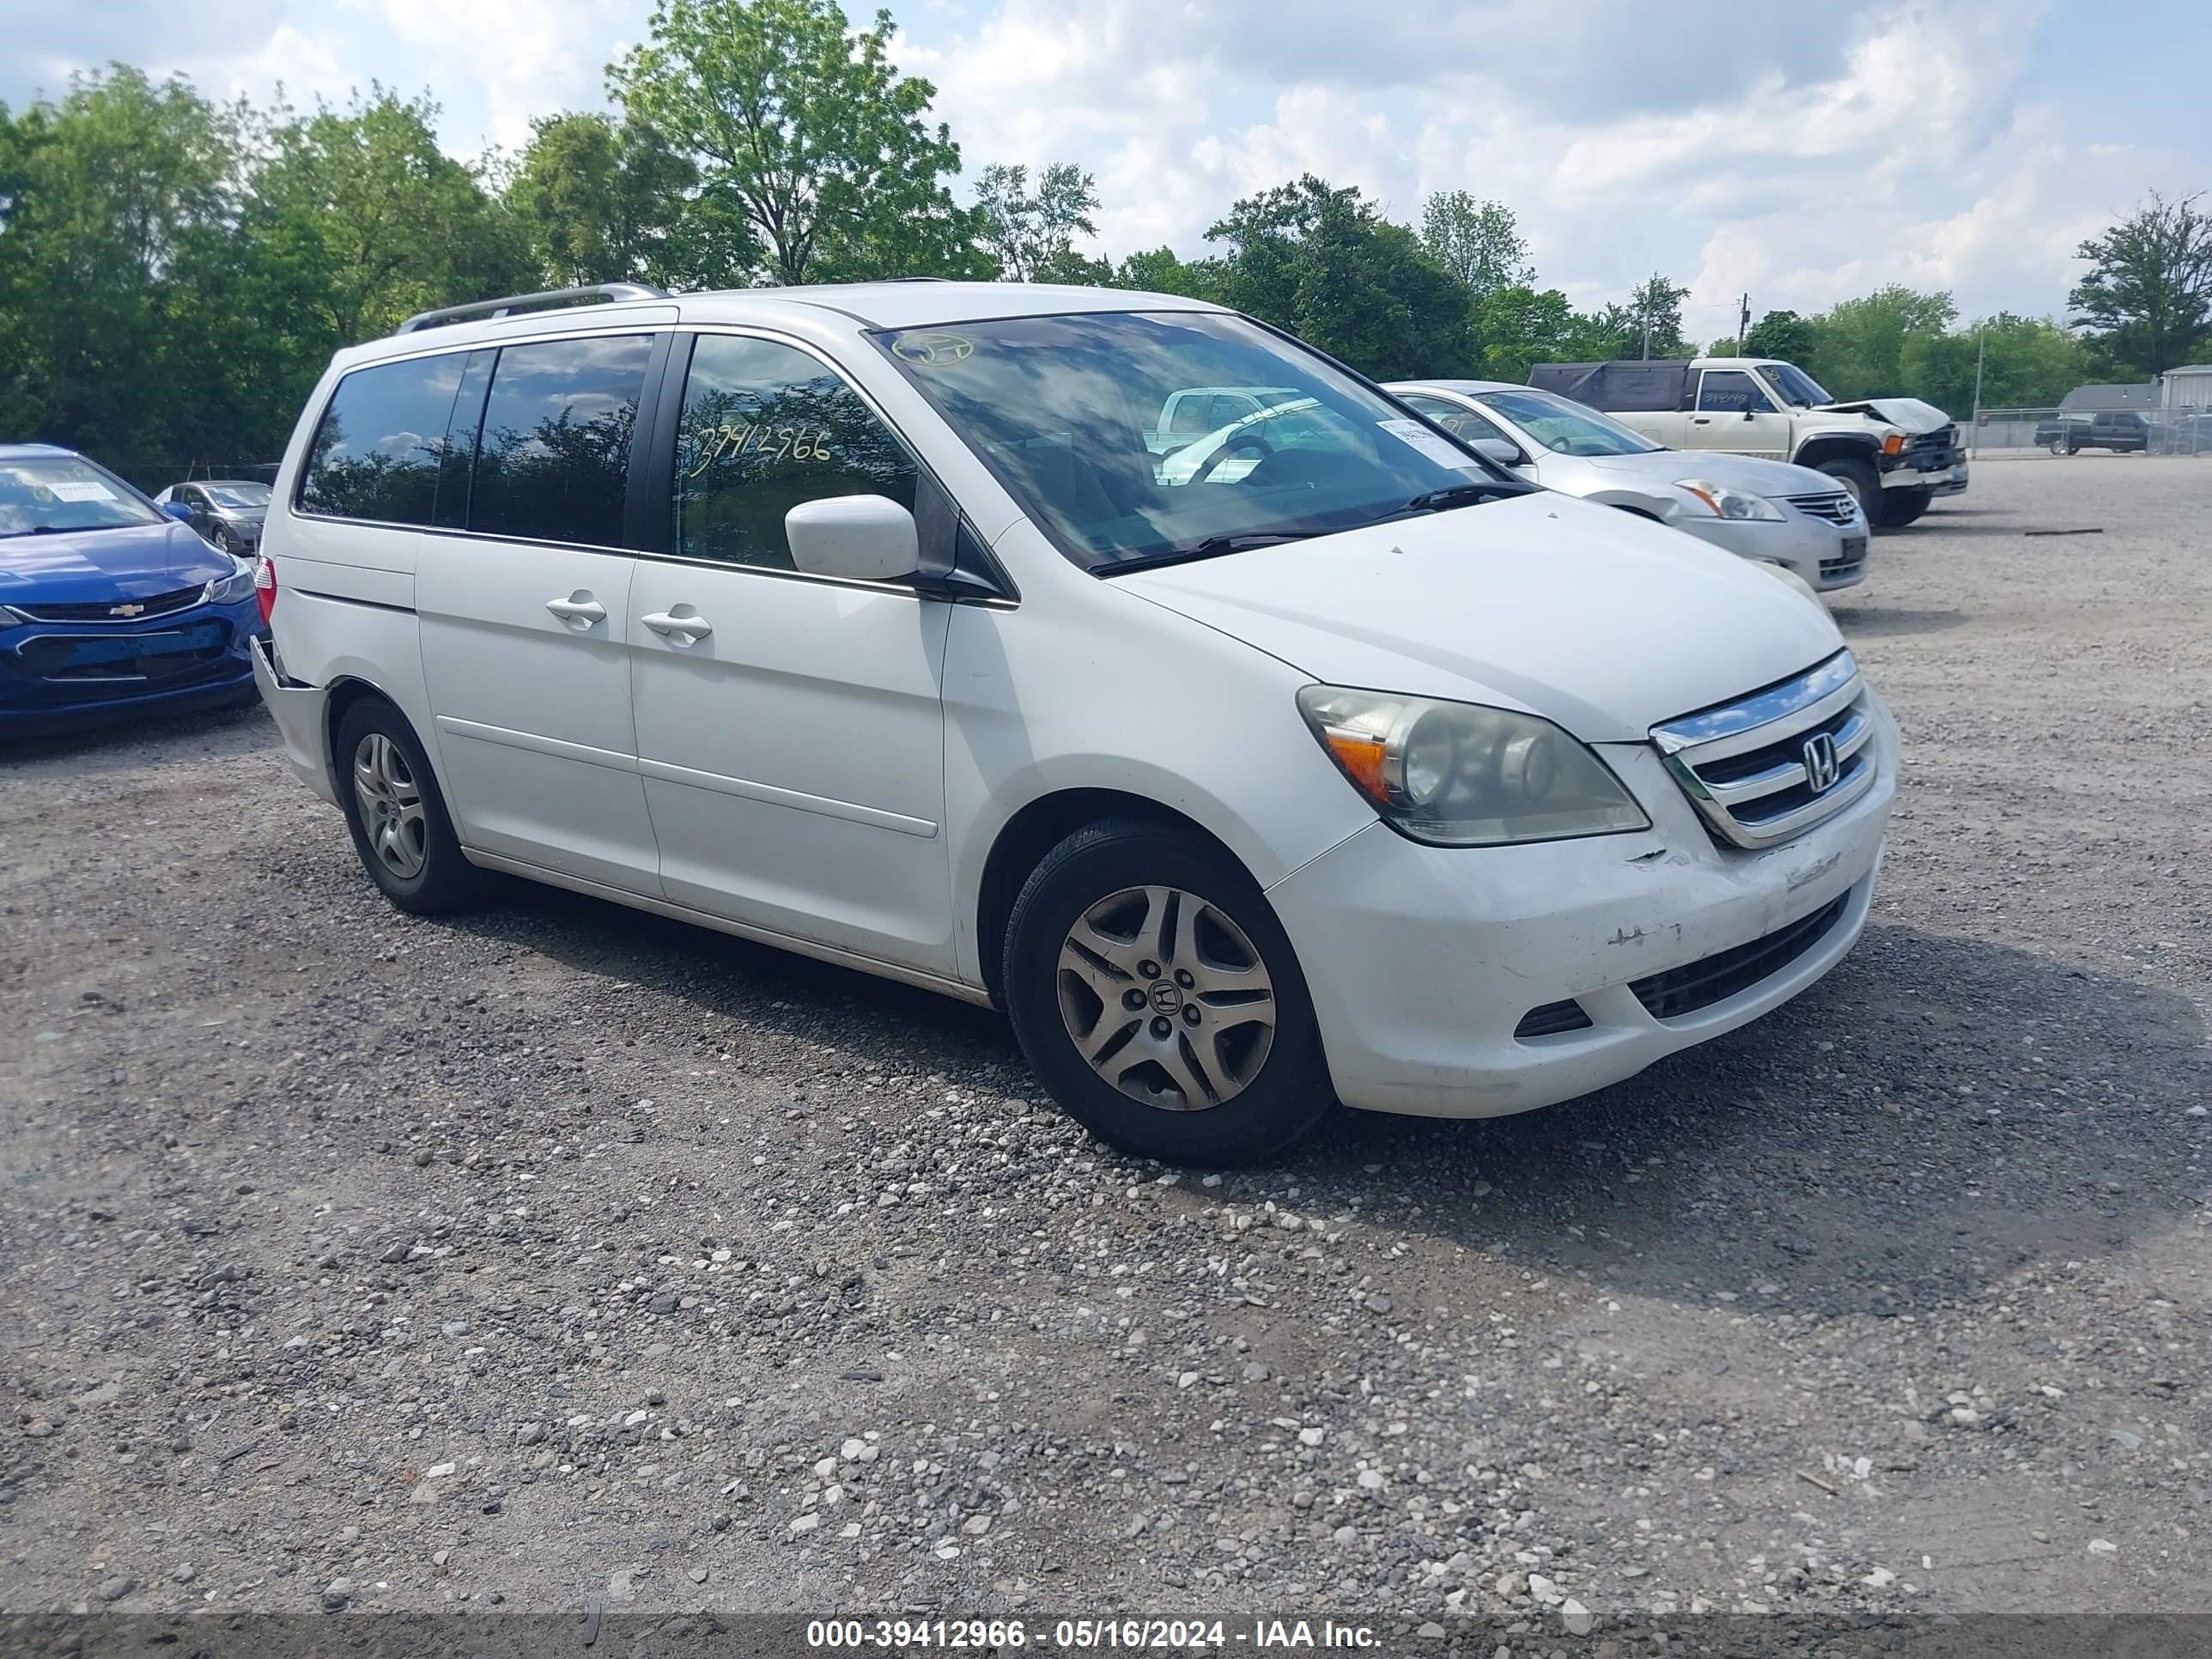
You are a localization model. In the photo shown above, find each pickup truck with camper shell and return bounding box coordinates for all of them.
[1527,356,1966,530]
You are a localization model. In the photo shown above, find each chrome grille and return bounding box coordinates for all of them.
[1784,491,1858,526]
[13,585,205,623]
[1651,651,1876,849]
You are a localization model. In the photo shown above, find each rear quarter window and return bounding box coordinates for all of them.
[297,354,474,526]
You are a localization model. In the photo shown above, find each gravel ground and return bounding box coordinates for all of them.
[3,456,2208,1629]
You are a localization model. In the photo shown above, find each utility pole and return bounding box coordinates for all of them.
[1641,314,1652,361]
[1737,292,1751,353]
[1970,325,1986,459]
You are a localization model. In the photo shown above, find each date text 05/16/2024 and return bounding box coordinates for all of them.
[805,1619,1382,1650]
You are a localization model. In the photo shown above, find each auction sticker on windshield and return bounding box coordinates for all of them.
[1377,417,1476,471]
[46,481,118,502]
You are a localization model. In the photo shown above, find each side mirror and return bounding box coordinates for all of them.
[785,495,919,583]
[163,501,194,522]
[1473,437,1528,468]
[1742,408,1758,421]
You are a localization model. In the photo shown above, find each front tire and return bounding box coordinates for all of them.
[1881,487,1934,528]
[1001,819,1334,1165]
[333,698,487,915]
[1814,456,1883,529]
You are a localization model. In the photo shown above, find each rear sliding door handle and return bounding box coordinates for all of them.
[641,610,713,642]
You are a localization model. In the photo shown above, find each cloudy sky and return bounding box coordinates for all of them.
[10,0,2208,327]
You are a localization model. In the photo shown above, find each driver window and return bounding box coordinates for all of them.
[1698,371,1774,414]
[673,334,921,571]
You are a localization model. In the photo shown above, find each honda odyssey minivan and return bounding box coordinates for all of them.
[252,281,1896,1164]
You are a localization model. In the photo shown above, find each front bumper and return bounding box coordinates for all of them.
[1676,513,1868,592]
[1885,459,1969,497]
[1266,710,1896,1119]
[250,635,337,805]
[0,598,264,727]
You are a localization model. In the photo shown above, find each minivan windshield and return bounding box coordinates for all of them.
[1477,389,1662,457]
[1764,362,1834,408]
[0,454,164,539]
[872,311,1526,570]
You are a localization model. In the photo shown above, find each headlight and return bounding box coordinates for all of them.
[1676,479,1783,522]
[204,556,258,605]
[1296,686,1650,847]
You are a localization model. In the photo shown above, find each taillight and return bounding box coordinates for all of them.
[253,556,277,625]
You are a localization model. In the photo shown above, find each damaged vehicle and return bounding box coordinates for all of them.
[252,281,1896,1165]
[1528,356,1966,529]
[1384,380,1869,593]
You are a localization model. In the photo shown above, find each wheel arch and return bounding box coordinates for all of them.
[974,787,1255,1007]
[1792,433,1882,471]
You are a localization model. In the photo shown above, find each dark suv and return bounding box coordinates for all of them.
[2034,410,2149,455]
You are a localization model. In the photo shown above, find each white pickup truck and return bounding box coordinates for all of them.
[1527,357,1967,529]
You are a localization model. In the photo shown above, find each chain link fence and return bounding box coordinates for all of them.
[1969,407,2210,457]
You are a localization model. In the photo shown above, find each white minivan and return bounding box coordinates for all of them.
[252,281,1896,1164]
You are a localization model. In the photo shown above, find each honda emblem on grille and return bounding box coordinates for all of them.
[1802,731,1841,794]
[110,602,145,618]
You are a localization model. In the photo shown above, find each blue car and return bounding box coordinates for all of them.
[1,442,266,729]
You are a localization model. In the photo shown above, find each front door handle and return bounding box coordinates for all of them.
[545,594,606,625]
[1691,416,1713,425]
[641,609,713,643]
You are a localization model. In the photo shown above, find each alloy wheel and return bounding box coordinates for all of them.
[351,732,428,879]
[1055,884,1277,1112]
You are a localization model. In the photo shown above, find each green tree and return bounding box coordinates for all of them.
[1800,284,1956,400]
[1742,307,1817,364]
[973,161,1099,283]
[1903,313,2087,416]
[0,67,243,464]
[1624,272,1691,358]
[245,88,534,347]
[1418,191,1532,302]
[508,111,727,288]
[609,0,980,284]
[2067,191,2212,377]
[1202,175,1474,380]
[1111,246,1222,299]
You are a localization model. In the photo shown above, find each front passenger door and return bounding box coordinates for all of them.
[629,332,956,975]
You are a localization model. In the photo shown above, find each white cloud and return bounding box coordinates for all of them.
[7,0,2204,323]
[896,0,2203,321]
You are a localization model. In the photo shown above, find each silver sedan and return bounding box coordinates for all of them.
[1387,380,1868,593]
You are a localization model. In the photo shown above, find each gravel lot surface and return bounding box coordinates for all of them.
[3,457,2208,1630]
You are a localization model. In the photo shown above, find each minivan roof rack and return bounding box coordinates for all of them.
[395,283,671,336]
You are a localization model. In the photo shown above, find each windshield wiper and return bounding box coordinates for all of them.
[1103,531,1310,573]
[1317,478,1535,536]
[1398,479,1534,513]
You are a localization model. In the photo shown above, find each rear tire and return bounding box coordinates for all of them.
[333,698,488,915]
[1814,456,1883,529]
[1881,487,1934,528]
[1001,818,1334,1165]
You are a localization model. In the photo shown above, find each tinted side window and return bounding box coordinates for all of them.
[672,334,919,571]
[470,335,653,546]
[298,353,471,525]
[1698,370,1773,414]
